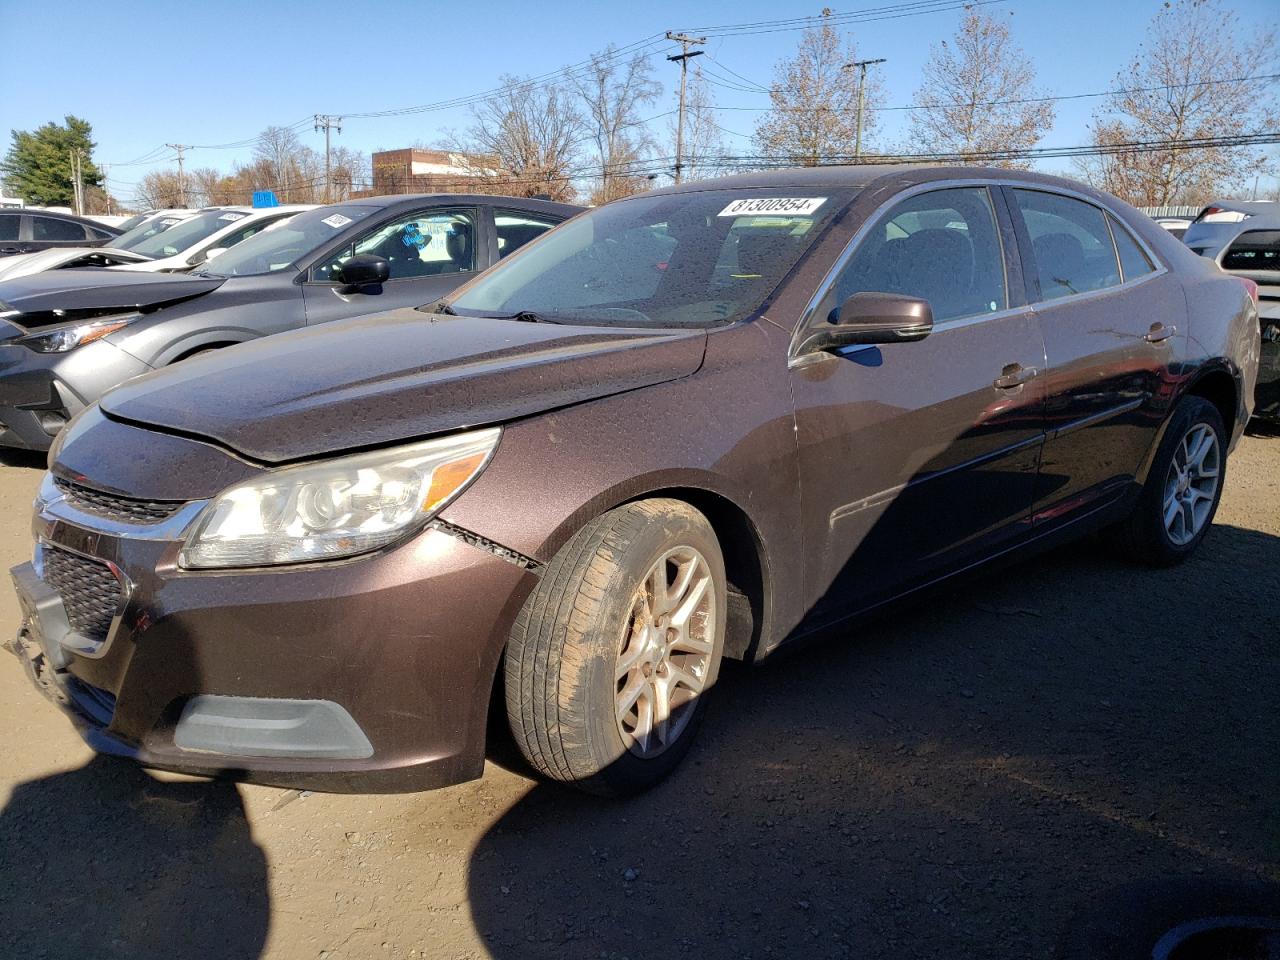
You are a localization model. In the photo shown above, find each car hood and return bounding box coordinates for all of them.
[99,309,708,463]
[0,267,222,327]
[0,247,151,282]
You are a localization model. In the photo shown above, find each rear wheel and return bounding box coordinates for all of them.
[504,498,726,796]
[1109,395,1226,566]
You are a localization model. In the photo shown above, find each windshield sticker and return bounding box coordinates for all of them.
[159,218,180,226]
[718,197,826,217]
[218,212,246,221]
[322,213,353,229]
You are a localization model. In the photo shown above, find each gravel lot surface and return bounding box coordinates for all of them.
[1,436,1276,959]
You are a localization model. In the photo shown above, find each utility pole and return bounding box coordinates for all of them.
[315,115,343,203]
[166,143,191,206]
[666,32,705,184]
[846,58,886,160]
[68,150,84,214]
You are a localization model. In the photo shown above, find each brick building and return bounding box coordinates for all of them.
[358,148,506,197]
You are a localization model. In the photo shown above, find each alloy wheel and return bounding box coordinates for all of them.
[1162,422,1220,546]
[614,545,716,758]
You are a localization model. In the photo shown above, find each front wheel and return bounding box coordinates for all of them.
[1109,395,1227,566]
[504,499,726,796]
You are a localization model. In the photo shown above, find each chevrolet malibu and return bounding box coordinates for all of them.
[7,167,1260,797]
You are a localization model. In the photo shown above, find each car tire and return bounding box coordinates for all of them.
[1109,395,1226,567]
[504,498,726,797]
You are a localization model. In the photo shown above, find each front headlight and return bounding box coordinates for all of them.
[180,427,500,569]
[19,314,139,353]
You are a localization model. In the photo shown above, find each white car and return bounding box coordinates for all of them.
[0,205,313,280]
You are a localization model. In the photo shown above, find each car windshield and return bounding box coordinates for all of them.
[114,212,152,232]
[200,204,377,277]
[111,214,193,253]
[126,210,249,258]
[448,189,855,328]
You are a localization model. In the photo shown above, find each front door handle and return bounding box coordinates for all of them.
[1144,323,1176,343]
[994,363,1038,389]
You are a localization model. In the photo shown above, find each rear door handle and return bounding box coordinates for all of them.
[994,363,1038,389]
[1144,323,1176,343]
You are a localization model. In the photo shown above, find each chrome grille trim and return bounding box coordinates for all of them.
[52,475,184,524]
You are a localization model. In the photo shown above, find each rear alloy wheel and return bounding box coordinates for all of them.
[1109,395,1227,566]
[504,499,726,796]
[1161,422,1220,546]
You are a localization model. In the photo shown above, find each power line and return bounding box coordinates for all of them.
[708,72,1280,114]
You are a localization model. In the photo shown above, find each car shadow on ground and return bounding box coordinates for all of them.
[467,524,1280,959]
[0,755,268,960]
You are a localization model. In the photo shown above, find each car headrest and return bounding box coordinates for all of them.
[446,226,470,265]
[898,228,974,303]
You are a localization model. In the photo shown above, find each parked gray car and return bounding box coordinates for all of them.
[0,194,580,450]
[1181,199,1279,257]
[1209,215,1279,422]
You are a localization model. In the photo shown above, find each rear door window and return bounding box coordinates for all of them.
[31,216,89,242]
[1012,190,1120,300]
[1108,214,1156,282]
[0,214,18,241]
[495,210,562,258]
[831,186,1008,323]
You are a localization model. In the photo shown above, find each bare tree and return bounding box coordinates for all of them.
[753,14,881,165]
[135,169,186,208]
[459,75,585,201]
[908,9,1054,167]
[328,146,368,200]
[252,125,317,202]
[574,46,662,203]
[668,66,728,182]
[1079,0,1277,206]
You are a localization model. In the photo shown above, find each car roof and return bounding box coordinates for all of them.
[643,164,1122,198]
[339,194,583,217]
[0,207,123,233]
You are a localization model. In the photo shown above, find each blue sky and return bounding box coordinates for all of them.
[2,0,1276,201]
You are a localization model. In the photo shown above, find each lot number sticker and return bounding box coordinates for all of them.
[718,197,826,217]
[322,214,352,228]
[218,212,246,221]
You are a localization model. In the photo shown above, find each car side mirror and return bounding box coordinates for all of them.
[795,292,934,356]
[337,254,390,291]
[203,247,226,261]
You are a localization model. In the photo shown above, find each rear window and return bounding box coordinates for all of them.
[31,216,88,242]
[1221,230,1280,274]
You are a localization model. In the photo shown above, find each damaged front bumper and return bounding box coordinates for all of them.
[0,339,152,450]
[7,472,540,793]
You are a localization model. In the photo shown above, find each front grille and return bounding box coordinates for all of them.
[53,475,184,524]
[41,546,122,643]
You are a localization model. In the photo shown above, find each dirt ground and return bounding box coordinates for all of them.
[0,435,1276,960]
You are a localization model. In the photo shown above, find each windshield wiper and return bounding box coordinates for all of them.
[416,299,456,315]
[499,310,558,323]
